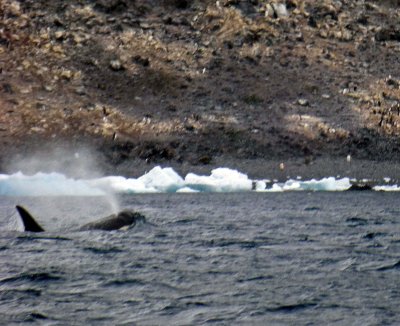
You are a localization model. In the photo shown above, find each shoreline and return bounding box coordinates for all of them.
[2,1,400,185]
[92,157,400,184]
[3,143,400,183]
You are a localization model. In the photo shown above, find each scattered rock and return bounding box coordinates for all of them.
[385,76,400,89]
[54,30,65,40]
[272,3,289,18]
[60,69,73,80]
[8,1,21,16]
[297,99,309,106]
[75,86,86,95]
[348,183,373,191]
[94,0,128,14]
[110,59,124,71]
[265,3,289,18]
[2,83,14,94]
[375,26,400,42]
[264,4,275,18]
[132,55,150,67]
[137,143,176,162]
[2,0,400,173]
[198,155,212,165]
[174,0,189,9]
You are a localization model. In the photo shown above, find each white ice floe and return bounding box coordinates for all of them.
[185,168,253,192]
[257,177,351,192]
[88,166,184,194]
[373,185,400,192]
[294,177,351,191]
[87,176,152,194]
[0,166,394,196]
[138,166,184,193]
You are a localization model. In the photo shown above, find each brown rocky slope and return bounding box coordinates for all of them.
[1,0,400,180]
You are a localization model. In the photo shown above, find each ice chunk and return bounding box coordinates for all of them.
[262,177,351,192]
[282,180,302,191]
[297,177,351,191]
[138,166,184,193]
[89,166,184,193]
[185,168,253,192]
[87,176,152,194]
[373,185,400,192]
[0,166,387,196]
[254,180,267,191]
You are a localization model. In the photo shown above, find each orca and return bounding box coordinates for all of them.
[15,205,146,232]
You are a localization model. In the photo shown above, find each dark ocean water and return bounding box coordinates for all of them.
[0,192,400,325]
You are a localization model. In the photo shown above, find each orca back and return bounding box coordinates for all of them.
[78,211,146,231]
[15,206,145,232]
[16,205,45,232]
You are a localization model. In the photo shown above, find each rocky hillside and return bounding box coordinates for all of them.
[1,0,400,177]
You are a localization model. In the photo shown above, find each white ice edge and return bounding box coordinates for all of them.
[373,185,400,192]
[0,166,397,196]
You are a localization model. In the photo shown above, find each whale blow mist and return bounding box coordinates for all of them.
[5,145,120,228]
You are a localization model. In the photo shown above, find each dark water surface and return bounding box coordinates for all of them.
[1,192,400,325]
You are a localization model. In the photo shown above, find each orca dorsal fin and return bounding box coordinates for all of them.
[16,205,45,232]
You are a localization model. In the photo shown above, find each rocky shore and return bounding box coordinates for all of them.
[1,0,400,180]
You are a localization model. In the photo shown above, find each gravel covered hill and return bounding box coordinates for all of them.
[1,0,400,178]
